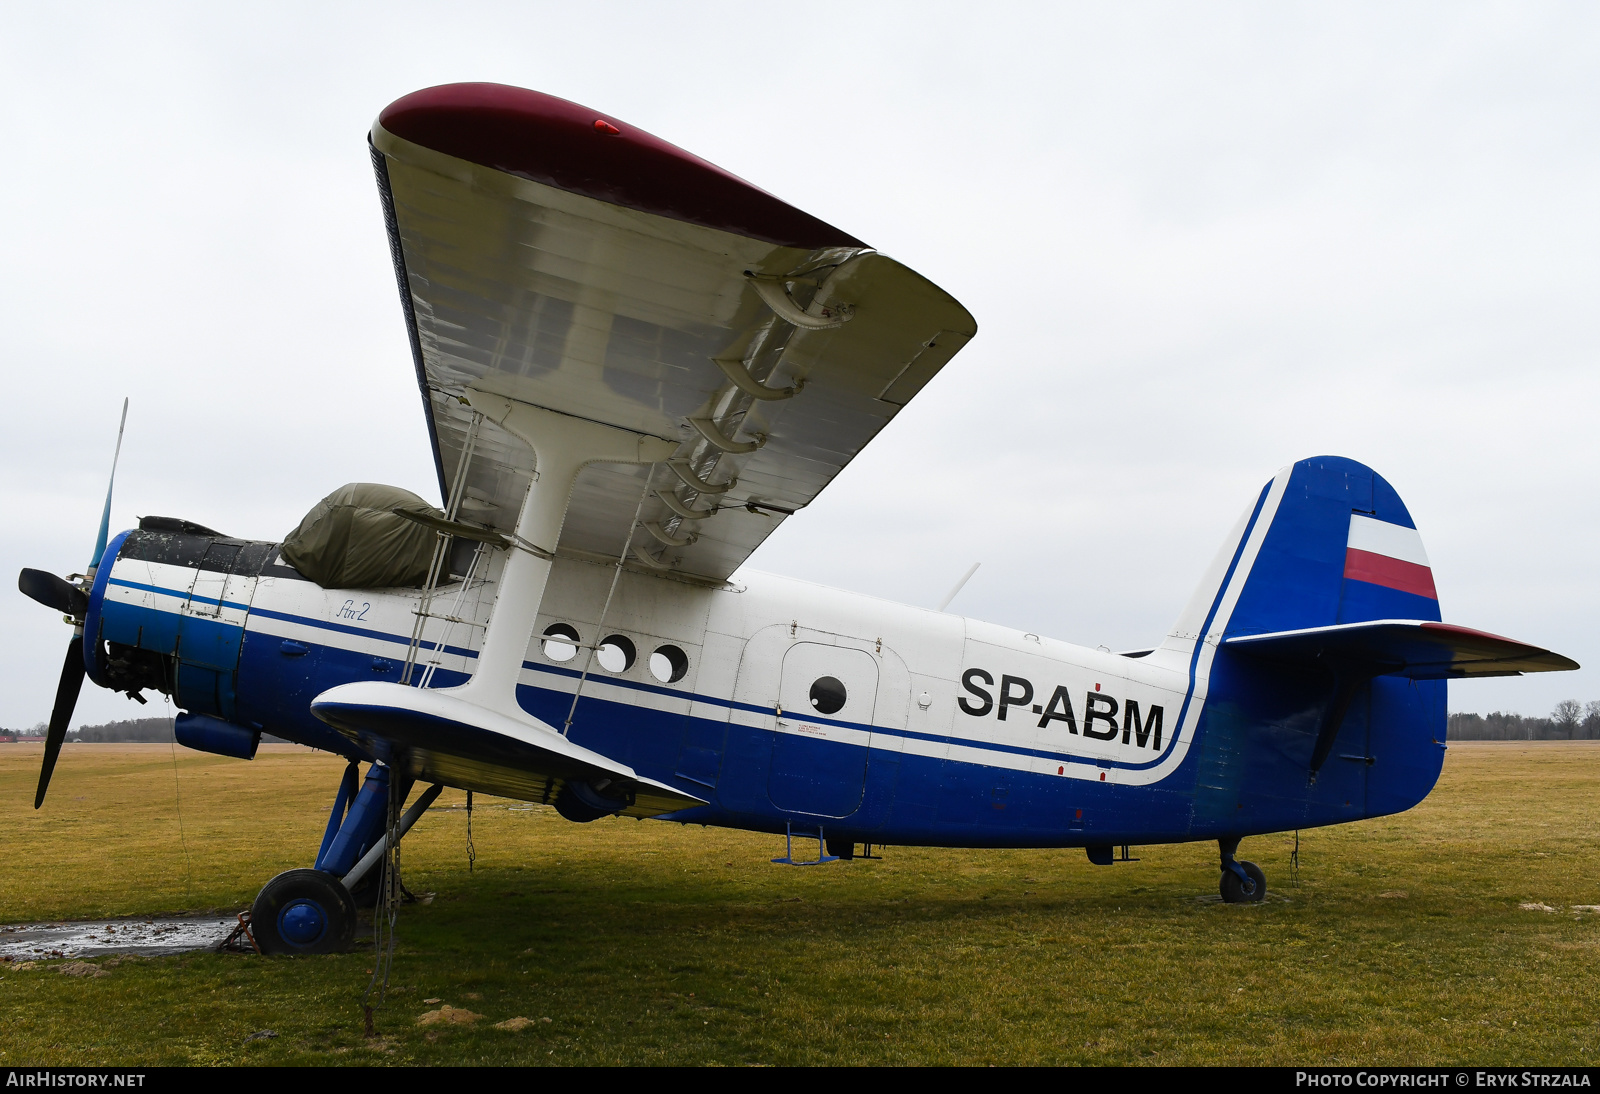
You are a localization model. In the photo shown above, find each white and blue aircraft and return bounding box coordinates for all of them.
[18,83,1578,954]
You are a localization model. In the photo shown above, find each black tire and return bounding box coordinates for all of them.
[251,869,357,954]
[1219,861,1267,904]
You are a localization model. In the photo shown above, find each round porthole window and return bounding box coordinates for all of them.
[809,676,847,715]
[541,623,579,663]
[650,644,690,684]
[597,634,636,673]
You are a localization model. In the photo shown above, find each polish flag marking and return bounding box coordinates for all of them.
[1344,514,1437,600]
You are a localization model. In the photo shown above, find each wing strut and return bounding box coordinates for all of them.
[450,386,677,705]
[311,386,705,817]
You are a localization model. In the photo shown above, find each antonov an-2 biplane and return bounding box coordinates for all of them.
[18,83,1578,954]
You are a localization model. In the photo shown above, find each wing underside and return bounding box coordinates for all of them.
[371,84,977,584]
[312,683,706,818]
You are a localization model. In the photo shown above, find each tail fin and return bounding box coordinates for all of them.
[1160,456,1452,832]
[1163,455,1439,659]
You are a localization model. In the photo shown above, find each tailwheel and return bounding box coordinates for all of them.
[251,868,357,954]
[1220,860,1267,904]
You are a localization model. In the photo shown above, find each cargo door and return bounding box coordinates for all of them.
[767,642,878,818]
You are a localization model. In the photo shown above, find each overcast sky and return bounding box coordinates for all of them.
[3,2,1596,731]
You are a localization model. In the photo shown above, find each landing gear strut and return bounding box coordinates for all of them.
[1218,836,1267,903]
[250,760,443,954]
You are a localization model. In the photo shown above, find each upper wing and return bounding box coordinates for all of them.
[370,83,976,583]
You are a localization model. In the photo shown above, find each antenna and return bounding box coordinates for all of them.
[937,561,981,613]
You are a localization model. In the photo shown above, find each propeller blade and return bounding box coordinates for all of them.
[18,568,88,618]
[89,397,129,572]
[35,637,86,809]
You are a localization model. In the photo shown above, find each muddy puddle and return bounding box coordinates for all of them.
[0,917,236,959]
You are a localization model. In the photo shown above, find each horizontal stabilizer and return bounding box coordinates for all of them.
[311,682,706,817]
[1222,620,1579,679]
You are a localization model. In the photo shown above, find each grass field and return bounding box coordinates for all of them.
[1,740,1597,1066]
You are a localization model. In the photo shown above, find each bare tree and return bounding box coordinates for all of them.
[1552,699,1583,740]
[1584,700,1600,741]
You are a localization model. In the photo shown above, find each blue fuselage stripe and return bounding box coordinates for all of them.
[105,575,1162,770]
[109,577,248,613]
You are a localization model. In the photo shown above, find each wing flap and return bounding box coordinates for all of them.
[1222,620,1579,679]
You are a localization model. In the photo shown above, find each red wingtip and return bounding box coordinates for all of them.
[377,83,866,250]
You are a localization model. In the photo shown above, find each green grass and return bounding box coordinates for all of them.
[1,740,1598,1065]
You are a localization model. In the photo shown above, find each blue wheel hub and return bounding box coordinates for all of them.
[278,898,328,947]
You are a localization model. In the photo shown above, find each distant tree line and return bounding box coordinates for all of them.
[1449,700,1600,741]
[3,718,286,744]
[0,718,178,742]
[71,717,177,742]
[7,705,1598,745]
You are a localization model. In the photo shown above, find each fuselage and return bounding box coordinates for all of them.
[89,504,1440,851]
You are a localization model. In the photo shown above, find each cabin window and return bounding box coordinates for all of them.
[597,634,636,673]
[541,623,580,663]
[809,676,847,715]
[650,644,689,684]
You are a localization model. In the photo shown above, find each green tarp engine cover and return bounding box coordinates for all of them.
[281,483,443,589]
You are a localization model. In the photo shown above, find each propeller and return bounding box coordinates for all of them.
[18,569,88,618]
[89,398,130,578]
[35,639,87,809]
[20,397,128,809]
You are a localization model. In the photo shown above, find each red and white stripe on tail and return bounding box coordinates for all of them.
[1344,514,1437,600]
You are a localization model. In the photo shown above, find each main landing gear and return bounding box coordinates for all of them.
[252,869,359,954]
[250,760,442,955]
[1218,836,1267,904]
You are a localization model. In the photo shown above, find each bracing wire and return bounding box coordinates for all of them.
[403,412,485,685]
[561,464,659,737]
[416,541,490,691]
[164,694,193,899]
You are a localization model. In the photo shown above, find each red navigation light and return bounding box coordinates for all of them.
[593,119,620,135]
